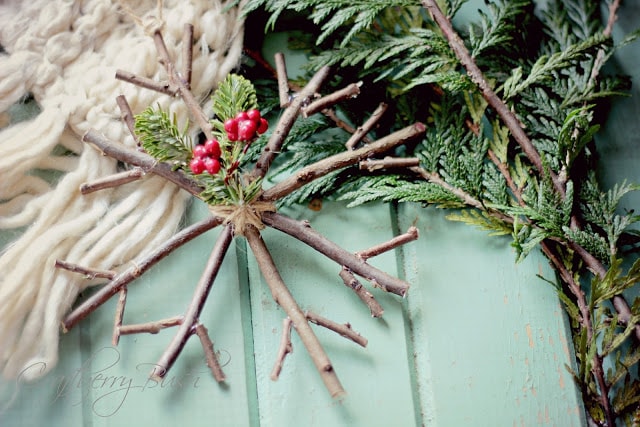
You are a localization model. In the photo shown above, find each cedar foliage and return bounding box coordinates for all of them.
[245,0,640,424]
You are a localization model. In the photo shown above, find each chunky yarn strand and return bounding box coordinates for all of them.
[0,0,246,381]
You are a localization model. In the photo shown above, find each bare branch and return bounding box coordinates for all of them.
[360,157,420,172]
[263,212,410,297]
[302,82,362,117]
[275,52,290,108]
[112,287,127,346]
[82,129,204,197]
[150,225,234,380]
[80,168,145,194]
[182,23,194,89]
[116,95,139,145]
[270,317,293,381]
[115,69,177,96]
[346,102,388,150]
[261,123,426,202]
[194,323,226,382]
[62,215,223,331]
[251,65,332,180]
[356,226,419,261]
[245,225,345,398]
[119,316,183,335]
[339,268,384,318]
[54,259,116,280]
[305,310,368,348]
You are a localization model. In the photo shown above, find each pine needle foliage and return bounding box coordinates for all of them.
[246,0,640,424]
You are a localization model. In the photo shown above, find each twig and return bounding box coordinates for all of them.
[182,23,193,90]
[275,52,290,108]
[324,108,372,144]
[252,66,332,180]
[115,95,139,145]
[54,260,116,280]
[261,123,426,202]
[270,317,293,381]
[83,129,204,197]
[421,0,564,197]
[305,310,368,348]
[356,226,419,261]
[119,316,183,335]
[80,168,144,194]
[245,225,345,397]
[194,323,226,382]
[151,225,234,381]
[346,102,388,150]
[339,267,384,318]
[112,287,127,346]
[63,215,223,331]
[263,212,411,297]
[302,82,362,117]
[360,157,420,172]
[411,166,484,209]
[115,69,177,96]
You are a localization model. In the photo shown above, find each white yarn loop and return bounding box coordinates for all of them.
[0,0,246,384]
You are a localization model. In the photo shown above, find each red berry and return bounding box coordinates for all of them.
[247,109,261,122]
[189,157,205,174]
[193,145,207,159]
[223,118,238,135]
[257,117,269,134]
[227,132,238,142]
[235,111,249,121]
[204,139,221,158]
[203,157,221,174]
[237,119,257,141]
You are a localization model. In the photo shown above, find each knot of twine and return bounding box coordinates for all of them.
[209,200,276,236]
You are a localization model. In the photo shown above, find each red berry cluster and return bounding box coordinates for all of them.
[224,109,268,142]
[189,138,222,175]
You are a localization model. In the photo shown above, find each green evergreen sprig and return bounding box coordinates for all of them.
[247,0,640,424]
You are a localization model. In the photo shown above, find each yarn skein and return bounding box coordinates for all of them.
[0,0,246,382]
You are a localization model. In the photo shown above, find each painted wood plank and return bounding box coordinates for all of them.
[246,201,417,426]
[397,203,585,426]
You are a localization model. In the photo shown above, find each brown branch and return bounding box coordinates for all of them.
[115,69,177,96]
[275,52,291,108]
[305,311,368,348]
[346,102,388,150]
[115,95,139,145]
[54,259,116,280]
[62,215,223,331]
[270,317,293,381]
[251,65,332,180]
[541,241,614,427]
[119,316,183,335]
[83,129,204,197]
[182,23,194,90]
[360,157,420,172]
[261,123,426,202]
[339,267,384,318]
[356,226,419,261]
[411,166,484,209]
[245,225,344,397]
[324,108,372,144]
[194,323,226,382]
[263,212,410,297]
[151,225,234,381]
[80,168,145,194]
[112,287,127,346]
[421,0,564,197]
[302,82,362,118]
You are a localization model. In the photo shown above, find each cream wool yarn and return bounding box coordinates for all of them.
[0,0,246,381]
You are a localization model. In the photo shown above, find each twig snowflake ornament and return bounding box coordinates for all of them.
[55,24,424,397]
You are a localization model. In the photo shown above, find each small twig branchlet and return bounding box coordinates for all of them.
[305,311,368,348]
[195,323,226,383]
[270,317,293,381]
[346,102,388,150]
